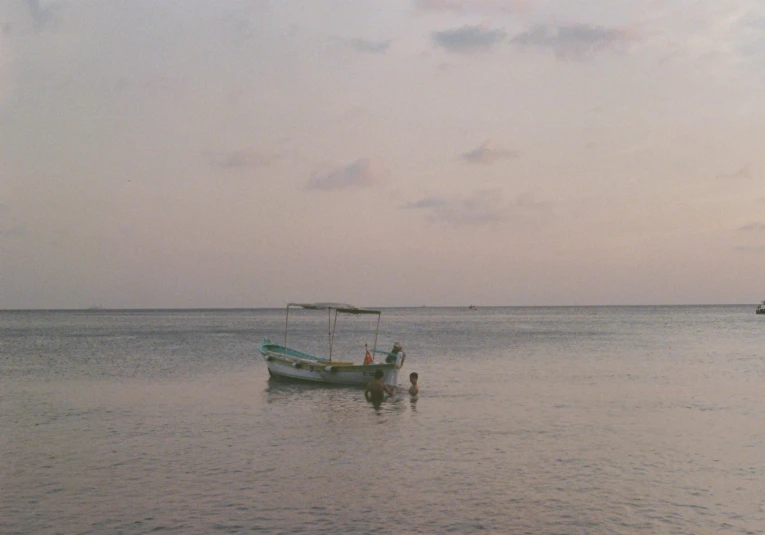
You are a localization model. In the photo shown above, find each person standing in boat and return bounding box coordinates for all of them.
[386,342,405,365]
[365,370,396,407]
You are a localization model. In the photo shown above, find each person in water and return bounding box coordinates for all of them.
[408,372,419,395]
[365,369,396,405]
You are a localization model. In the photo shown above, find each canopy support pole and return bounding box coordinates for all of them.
[373,313,381,354]
[284,304,290,351]
[329,309,339,362]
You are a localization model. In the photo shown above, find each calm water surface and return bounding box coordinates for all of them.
[1,306,764,534]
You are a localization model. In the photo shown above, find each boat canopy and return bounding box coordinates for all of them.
[287,302,381,315]
[283,302,383,361]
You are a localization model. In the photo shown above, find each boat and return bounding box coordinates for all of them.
[468,305,477,310]
[258,302,406,386]
[757,301,765,315]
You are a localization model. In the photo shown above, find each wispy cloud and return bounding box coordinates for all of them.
[306,158,388,191]
[415,0,528,14]
[433,25,507,53]
[511,24,634,60]
[404,196,448,210]
[716,163,752,179]
[0,224,27,238]
[734,245,765,253]
[738,222,765,232]
[402,190,547,226]
[461,140,519,164]
[650,3,765,73]
[511,193,551,210]
[618,142,655,156]
[27,0,58,30]
[347,38,391,54]
[0,203,26,238]
[403,192,505,225]
[209,149,277,170]
[330,37,391,54]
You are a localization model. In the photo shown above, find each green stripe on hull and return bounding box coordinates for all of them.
[265,355,399,373]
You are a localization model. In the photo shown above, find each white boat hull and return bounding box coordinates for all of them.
[258,341,403,387]
[264,357,400,386]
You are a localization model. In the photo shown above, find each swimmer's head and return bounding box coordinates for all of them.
[374,369,384,379]
[409,372,418,384]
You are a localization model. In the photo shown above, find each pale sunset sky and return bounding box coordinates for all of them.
[1,0,764,309]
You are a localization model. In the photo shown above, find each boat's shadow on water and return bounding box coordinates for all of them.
[264,375,364,391]
[262,376,363,404]
[262,376,413,416]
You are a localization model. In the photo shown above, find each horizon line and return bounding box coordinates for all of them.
[0,303,759,312]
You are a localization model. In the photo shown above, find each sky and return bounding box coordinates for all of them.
[1,0,764,309]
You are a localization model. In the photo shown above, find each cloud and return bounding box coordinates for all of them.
[511,24,634,60]
[209,149,277,170]
[27,0,58,30]
[330,37,391,54]
[461,140,519,164]
[404,192,504,225]
[403,196,448,209]
[403,190,550,226]
[716,164,752,179]
[511,193,551,210]
[738,222,765,232]
[618,142,654,156]
[347,38,391,54]
[415,0,528,14]
[306,158,388,191]
[0,201,24,238]
[0,224,27,238]
[734,245,765,253]
[433,25,507,53]
[652,4,765,73]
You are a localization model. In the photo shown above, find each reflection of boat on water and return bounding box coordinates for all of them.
[757,301,765,315]
[258,302,405,387]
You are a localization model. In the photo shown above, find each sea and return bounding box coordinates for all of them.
[1,306,763,535]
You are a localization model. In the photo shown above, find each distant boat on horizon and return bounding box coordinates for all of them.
[757,301,765,315]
